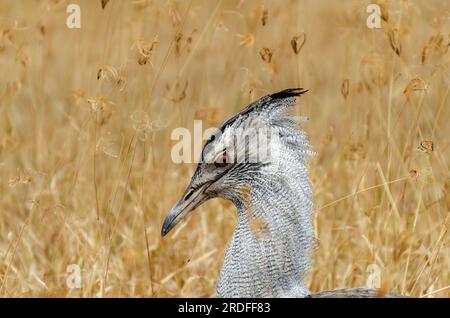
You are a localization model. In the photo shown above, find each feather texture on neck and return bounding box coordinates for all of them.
[216,113,314,298]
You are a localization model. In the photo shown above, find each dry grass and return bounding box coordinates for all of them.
[0,0,449,297]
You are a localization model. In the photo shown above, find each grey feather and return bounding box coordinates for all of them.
[215,88,313,297]
[162,88,400,298]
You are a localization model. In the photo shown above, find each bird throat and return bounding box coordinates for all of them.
[216,164,314,297]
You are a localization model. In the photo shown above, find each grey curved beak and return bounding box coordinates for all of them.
[161,183,209,237]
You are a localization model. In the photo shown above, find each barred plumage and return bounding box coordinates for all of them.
[162,88,396,298]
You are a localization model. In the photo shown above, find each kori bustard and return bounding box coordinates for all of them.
[161,88,393,298]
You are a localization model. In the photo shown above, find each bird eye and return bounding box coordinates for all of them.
[205,150,229,169]
[214,161,228,168]
[214,151,228,167]
[206,161,227,170]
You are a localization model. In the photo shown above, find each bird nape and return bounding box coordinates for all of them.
[161,88,398,298]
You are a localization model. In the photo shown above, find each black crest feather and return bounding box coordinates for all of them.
[202,88,308,150]
[218,88,308,131]
[269,88,308,100]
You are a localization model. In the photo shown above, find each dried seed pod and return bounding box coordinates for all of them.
[422,33,447,64]
[101,0,110,9]
[136,36,159,65]
[261,7,268,26]
[417,140,433,153]
[421,45,429,64]
[175,31,183,54]
[97,67,107,80]
[409,169,418,179]
[388,28,401,56]
[403,77,427,100]
[38,24,46,35]
[259,47,273,63]
[341,79,350,100]
[291,33,306,55]
[96,65,126,91]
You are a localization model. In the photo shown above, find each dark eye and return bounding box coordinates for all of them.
[215,151,228,167]
[205,150,230,169]
[214,161,227,168]
[206,161,227,170]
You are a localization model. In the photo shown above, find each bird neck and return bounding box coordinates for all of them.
[217,161,314,297]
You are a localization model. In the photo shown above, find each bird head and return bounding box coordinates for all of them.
[161,88,309,236]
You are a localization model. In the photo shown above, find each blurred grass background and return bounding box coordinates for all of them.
[0,0,448,297]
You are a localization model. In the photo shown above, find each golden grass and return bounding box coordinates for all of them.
[0,0,448,297]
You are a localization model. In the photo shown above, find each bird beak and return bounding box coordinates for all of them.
[161,182,210,237]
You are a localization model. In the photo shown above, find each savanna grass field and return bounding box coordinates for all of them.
[0,0,448,298]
